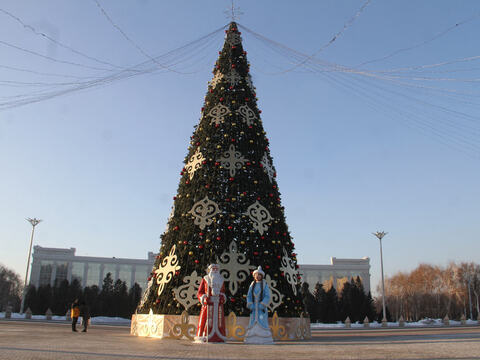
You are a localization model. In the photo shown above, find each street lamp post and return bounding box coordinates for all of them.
[20,217,42,314]
[373,231,388,324]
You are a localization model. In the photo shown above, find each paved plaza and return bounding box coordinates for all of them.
[0,320,479,360]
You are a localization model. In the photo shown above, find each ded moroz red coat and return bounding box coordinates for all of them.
[195,275,227,342]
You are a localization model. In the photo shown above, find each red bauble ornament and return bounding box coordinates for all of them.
[261,236,265,240]
[215,124,220,128]
[225,198,230,202]
[231,138,235,142]
[183,240,188,245]
[174,226,179,231]
[196,142,200,146]
[277,255,281,259]
[257,196,261,200]
[265,265,270,269]
[229,177,234,181]
[230,298,236,302]
[227,226,233,230]
[205,184,210,189]
[199,232,204,236]
[185,180,189,184]
[253,251,259,256]
[231,64,236,68]
[245,97,249,101]
[173,196,177,200]
[198,245,204,249]
[156,299,161,304]
[229,86,233,90]
[216,236,221,241]
[215,162,220,166]
[195,259,199,264]
[219,97,224,102]
[175,271,180,276]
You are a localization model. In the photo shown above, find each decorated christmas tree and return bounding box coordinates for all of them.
[137,22,303,318]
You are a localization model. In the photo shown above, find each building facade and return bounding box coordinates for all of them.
[30,246,370,293]
[299,257,371,293]
[30,246,155,291]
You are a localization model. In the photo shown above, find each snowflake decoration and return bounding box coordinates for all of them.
[138,277,154,309]
[244,200,272,235]
[186,148,205,180]
[154,245,181,296]
[188,196,221,230]
[226,32,242,46]
[245,75,254,90]
[279,247,299,296]
[264,274,284,312]
[224,69,241,87]
[236,104,257,126]
[216,144,249,177]
[172,270,202,311]
[217,241,255,295]
[210,71,224,89]
[164,205,175,233]
[208,104,231,125]
[260,153,275,183]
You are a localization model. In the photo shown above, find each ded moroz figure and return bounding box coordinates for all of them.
[244,266,275,344]
[194,264,227,343]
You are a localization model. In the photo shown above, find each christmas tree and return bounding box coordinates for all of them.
[137,22,303,318]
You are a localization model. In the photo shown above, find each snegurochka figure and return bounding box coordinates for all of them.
[194,264,227,343]
[244,266,274,344]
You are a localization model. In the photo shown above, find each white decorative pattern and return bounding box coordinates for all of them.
[260,153,275,183]
[244,201,272,235]
[186,148,205,180]
[172,270,202,311]
[264,274,284,312]
[216,241,256,295]
[139,277,154,309]
[224,69,241,87]
[279,247,299,296]
[208,104,231,125]
[209,72,223,89]
[188,196,221,230]
[245,75,254,90]
[216,144,249,177]
[154,245,181,296]
[236,104,257,126]
[226,33,242,46]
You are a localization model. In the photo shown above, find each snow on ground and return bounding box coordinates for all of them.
[1,313,478,328]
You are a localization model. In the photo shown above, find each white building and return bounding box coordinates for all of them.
[299,257,371,294]
[30,246,370,293]
[30,246,155,290]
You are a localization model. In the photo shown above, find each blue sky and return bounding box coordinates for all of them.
[1,0,479,294]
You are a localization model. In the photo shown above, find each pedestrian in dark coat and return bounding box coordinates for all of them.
[71,299,80,332]
[79,301,90,332]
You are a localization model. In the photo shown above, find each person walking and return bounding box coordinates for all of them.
[79,300,90,332]
[71,299,80,332]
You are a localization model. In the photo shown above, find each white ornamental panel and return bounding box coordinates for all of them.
[236,104,257,126]
[154,245,181,296]
[186,148,205,180]
[226,32,242,46]
[279,247,299,296]
[208,104,231,125]
[224,69,241,87]
[244,201,272,235]
[260,153,275,183]
[264,274,284,312]
[245,75,254,90]
[188,196,221,230]
[172,270,202,311]
[216,144,249,177]
[209,71,223,89]
[217,241,256,295]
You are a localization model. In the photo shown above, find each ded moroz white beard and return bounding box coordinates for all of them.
[208,271,223,296]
